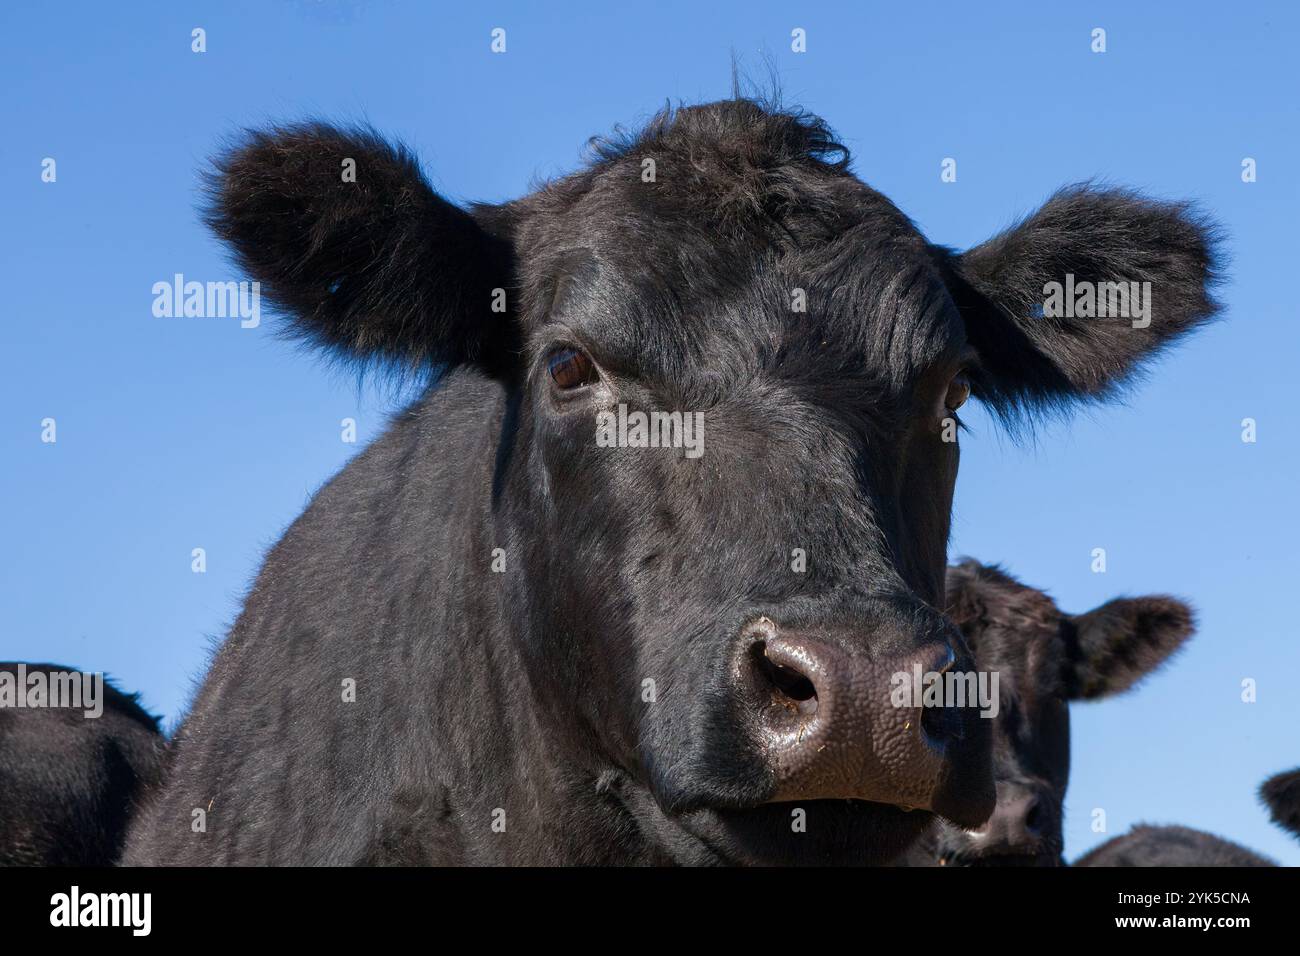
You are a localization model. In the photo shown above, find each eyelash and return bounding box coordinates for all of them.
[545,345,601,392]
[945,371,972,413]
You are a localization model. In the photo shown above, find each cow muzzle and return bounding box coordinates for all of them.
[737,614,995,828]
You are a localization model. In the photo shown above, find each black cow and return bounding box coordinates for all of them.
[1073,824,1275,867]
[124,97,1219,865]
[1073,767,1300,866]
[0,663,164,866]
[902,561,1194,866]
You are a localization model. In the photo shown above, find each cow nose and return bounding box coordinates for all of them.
[743,618,994,828]
[977,785,1045,848]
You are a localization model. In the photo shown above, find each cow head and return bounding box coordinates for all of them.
[205,99,1218,864]
[932,560,1195,866]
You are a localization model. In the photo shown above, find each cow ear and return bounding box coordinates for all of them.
[937,186,1222,416]
[1061,596,1193,700]
[1260,769,1300,841]
[205,123,518,376]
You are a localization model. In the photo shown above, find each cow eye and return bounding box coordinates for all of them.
[945,372,971,412]
[547,347,599,390]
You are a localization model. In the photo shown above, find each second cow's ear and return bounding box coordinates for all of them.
[206,123,518,376]
[936,185,1222,418]
[1062,596,1194,701]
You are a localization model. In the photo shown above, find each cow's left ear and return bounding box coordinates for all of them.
[205,123,518,376]
[1061,596,1194,700]
[935,186,1222,415]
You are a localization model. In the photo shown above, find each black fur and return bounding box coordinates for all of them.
[1261,768,1300,840]
[1074,825,1276,867]
[205,124,518,376]
[126,98,1221,866]
[0,664,163,866]
[1062,594,1195,700]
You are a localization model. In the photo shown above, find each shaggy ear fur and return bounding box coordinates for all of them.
[1260,768,1300,841]
[205,123,518,375]
[936,185,1222,417]
[1062,596,1194,700]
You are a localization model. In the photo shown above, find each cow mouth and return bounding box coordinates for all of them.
[683,800,934,866]
[600,770,932,865]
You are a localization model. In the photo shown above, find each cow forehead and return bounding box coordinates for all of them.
[637,272,949,379]
[984,614,1068,704]
[952,567,1070,694]
[522,221,965,398]
[511,100,967,391]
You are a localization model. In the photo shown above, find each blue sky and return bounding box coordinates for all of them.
[2,1,1296,864]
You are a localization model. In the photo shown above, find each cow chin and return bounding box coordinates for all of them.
[605,772,932,865]
[678,803,936,866]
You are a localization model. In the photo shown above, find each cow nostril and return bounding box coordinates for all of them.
[1024,797,1043,836]
[918,697,958,753]
[752,642,818,715]
[916,640,962,752]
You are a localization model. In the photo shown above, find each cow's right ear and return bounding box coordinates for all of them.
[205,123,518,375]
[1061,596,1194,701]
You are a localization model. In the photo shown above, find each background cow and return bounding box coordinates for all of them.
[1074,767,1300,866]
[0,664,164,866]
[1073,824,1275,866]
[123,97,1219,866]
[901,561,1194,866]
